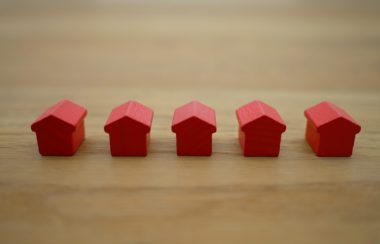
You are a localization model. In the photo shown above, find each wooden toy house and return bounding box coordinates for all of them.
[104,101,154,156]
[31,99,87,156]
[236,100,286,156]
[172,101,216,156]
[304,101,361,156]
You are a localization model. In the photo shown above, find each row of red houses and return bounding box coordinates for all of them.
[31,100,361,157]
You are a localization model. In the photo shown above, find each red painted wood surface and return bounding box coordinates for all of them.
[31,99,87,156]
[104,100,154,156]
[304,101,361,156]
[172,101,216,156]
[236,100,286,156]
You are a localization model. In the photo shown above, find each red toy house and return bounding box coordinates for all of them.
[31,99,87,156]
[304,101,361,157]
[236,100,286,156]
[104,101,154,156]
[171,101,217,156]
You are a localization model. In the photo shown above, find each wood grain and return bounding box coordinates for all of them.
[0,2,380,244]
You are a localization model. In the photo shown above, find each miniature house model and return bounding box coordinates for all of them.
[304,101,361,157]
[31,99,87,156]
[236,100,286,156]
[172,101,216,156]
[104,100,154,156]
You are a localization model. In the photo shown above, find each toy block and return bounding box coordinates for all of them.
[31,99,87,156]
[171,100,216,156]
[236,100,286,156]
[304,101,361,157]
[104,100,154,156]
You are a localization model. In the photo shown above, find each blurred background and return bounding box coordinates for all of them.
[1,0,379,92]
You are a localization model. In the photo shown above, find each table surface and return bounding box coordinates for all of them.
[1,1,380,243]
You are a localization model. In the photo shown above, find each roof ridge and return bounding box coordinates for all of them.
[49,100,66,118]
[255,100,276,121]
[191,100,198,118]
[327,102,345,118]
[256,100,267,117]
[125,100,134,117]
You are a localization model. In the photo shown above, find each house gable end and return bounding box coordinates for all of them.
[172,116,216,134]
[31,114,75,133]
[241,115,286,133]
[318,117,361,134]
[105,116,150,134]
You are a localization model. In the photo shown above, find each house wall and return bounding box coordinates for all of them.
[71,121,86,152]
[238,127,245,154]
[243,130,282,156]
[109,130,148,156]
[36,130,73,156]
[176,131,212,156]
[305,121,320,154]
[319,132,356,156]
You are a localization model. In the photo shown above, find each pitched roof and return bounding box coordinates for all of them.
[172,100,216,133]
[304,101,361,133]
[31,99,87,132]
[236,100,286,132]
[104,100,153,133]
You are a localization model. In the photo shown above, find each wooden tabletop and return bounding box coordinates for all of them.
[1,1,380,243]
